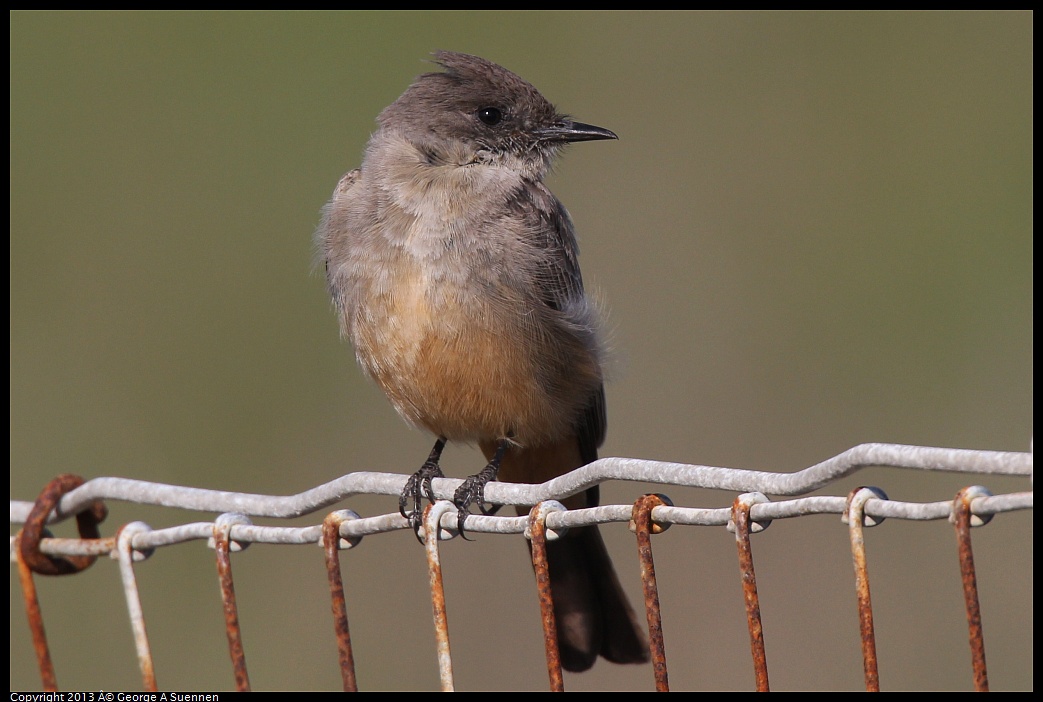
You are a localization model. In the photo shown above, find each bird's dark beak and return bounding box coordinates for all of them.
[538,120,618,143]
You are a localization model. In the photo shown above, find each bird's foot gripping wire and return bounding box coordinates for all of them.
[452,439,508,539]
[399,437,447,538]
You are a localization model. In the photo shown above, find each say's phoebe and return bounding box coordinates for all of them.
[317,51,648,671]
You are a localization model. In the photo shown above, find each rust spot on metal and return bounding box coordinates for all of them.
[846,487,880,692]
[213,525,251,692]
[632,493,670,692]
[527,503,564,691]
[15,538,57,691]
[953,487,989,692]
[732,496,769,692]
[322,513,358,692]
[19,474,107,576]
[423,502,455,691]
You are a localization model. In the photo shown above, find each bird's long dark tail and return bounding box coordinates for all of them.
[485,438,650,672]
[543,507,650,671]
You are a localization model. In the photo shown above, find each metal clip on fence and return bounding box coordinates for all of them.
[16,474,109,691]
[18,474,108,576]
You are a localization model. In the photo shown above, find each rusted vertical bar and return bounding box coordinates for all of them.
[952,487,990,692]
[423,502,455,692]
[116,523,157,691]
[731,494,770,692]
[15,539,58,691]
[632,493,670,692]
[213,519,251,692]
[323,510,360,692]
[527,502,565,691]
[846,487,884,692]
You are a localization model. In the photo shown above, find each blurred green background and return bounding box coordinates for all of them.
[10,11,1032,692]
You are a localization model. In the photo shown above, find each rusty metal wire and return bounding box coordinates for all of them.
[844,487,886,691]
[729,493,770,692]
[952,486,992,692]
[631,493,670,692]
[212,514,252,692]
[8,443,1033,691]
[323,509,362,692]
[14,542,57,691]
[18,474,107,576]
[527,501,566,691]
[423,502,456,692]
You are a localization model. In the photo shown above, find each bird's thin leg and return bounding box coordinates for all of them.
[453,438,509,539]
[399,437,447,536]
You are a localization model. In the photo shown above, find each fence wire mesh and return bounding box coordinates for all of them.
[10,442,1033,691]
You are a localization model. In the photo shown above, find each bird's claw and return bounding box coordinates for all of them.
[452,461,502,540]
[399,458,445,540]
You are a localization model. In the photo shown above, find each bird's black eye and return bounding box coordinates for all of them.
[477,107,503,126]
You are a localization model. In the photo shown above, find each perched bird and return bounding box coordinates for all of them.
[318,51,648,671]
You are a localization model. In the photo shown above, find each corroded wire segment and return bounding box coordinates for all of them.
[632,493,670,692]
